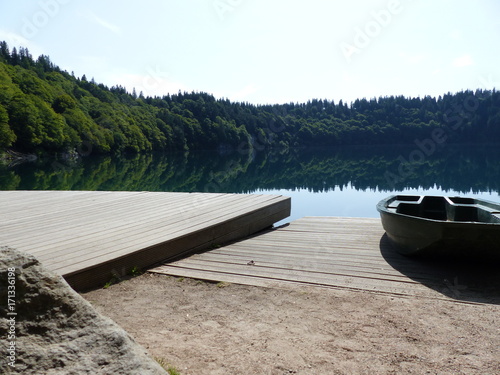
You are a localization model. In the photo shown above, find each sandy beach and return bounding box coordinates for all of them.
[83,273,500,375]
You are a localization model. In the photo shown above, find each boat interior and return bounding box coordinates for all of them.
[386,195,500,223]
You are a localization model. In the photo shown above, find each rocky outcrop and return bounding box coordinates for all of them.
[0,247,167,375]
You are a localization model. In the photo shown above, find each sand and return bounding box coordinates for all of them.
[83,272,500,375]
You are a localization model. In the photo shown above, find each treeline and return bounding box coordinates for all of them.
[0,41,499,154]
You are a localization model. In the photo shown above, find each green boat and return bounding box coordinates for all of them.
[377,195,500,259]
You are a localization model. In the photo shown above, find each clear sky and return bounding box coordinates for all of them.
[0,0,499,105]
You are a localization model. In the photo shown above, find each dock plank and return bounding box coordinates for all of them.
[25,194,288,259]
[2,193,199,240]
[47,196,290,271]
[151,216,500,304]
[7,193,252,248]
[0,191,290,290]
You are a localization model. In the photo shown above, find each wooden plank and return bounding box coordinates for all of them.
[46,195,283,259]
[207,248,444,280]
[222,242,389,260]
[26,194,288,263]
[56,197,290,274]
[0,191,291,290]
[209,248,390,268]
[1,193,200,240]
[2,191,210,231]
[5,193,234,247]
[152,263,437,298]
[150,265,481,304]
[1,191,139,220]
[5,193,267,248]
[150,264,308,290]
[151,216,497,303]
[188,252,412,278]
[168,257,419,284]
[62,197,290,289]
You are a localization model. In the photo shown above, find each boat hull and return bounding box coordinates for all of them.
[377,195,500,260]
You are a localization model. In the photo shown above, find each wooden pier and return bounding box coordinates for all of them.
[151,217,500,304]
[0,191,290,290]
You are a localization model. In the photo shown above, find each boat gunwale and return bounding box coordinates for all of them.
[377,195,500,226]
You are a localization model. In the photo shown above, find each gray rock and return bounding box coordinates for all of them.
[0,247,167,375]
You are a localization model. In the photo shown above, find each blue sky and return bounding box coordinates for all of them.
[0,0,499,104]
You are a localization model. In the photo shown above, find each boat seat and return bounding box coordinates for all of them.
[420,196,448,220]
[396,202,421,216]
[453,206,479,222]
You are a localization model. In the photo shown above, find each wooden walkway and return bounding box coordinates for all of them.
[151,217,500,304]
[0,191,290,290]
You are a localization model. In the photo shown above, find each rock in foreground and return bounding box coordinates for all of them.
[0,247,167,375]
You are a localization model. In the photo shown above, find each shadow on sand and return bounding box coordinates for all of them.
[379,234,500,305]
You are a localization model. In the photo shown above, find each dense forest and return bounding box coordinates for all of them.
[0,41,499,155]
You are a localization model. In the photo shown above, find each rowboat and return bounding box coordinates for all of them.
[376,195,500,259]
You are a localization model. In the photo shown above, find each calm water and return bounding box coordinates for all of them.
[2,144,500,225]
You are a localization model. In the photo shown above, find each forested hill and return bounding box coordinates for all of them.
[1,41,499,155]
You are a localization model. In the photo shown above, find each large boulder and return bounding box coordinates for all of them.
[0,247,167,375]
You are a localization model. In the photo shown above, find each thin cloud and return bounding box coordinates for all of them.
[89,13,122,35]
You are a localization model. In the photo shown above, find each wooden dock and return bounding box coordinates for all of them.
[0,191,290,290]
[151,217,500,304]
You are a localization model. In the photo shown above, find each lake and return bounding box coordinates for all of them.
[2,143,500,225]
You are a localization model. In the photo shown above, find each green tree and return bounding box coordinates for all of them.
[8,94,44,150]
[32,95,69,150]
[52,94,77,113]
[0,105,16,148]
